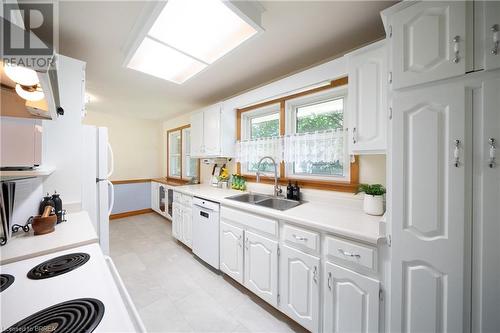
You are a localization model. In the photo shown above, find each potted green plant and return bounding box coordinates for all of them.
[357,184,386,216]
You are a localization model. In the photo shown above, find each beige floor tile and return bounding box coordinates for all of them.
[110,213,308,333]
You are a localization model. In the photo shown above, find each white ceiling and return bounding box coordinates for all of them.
[58,1,396,120]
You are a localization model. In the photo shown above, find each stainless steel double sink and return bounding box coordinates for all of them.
[226,193,302,211]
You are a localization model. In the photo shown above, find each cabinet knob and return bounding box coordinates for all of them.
[313,266,318,284]
[453,139,461,168]
[491,24,499,55]
[452,35,461,63]
[489,138,496,168]
[337,248,361,259]
[292,234,308,241]
[327,272,332,290]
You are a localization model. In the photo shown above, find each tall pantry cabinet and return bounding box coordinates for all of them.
[382,1,500,332]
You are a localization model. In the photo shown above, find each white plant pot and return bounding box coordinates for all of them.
[363,194,384,216]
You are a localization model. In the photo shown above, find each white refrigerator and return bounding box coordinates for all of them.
[81,126,114,255]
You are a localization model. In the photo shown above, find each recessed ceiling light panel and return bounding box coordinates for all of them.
[125,0,263,84]
[148,0,258,64]
[127,37,207,84]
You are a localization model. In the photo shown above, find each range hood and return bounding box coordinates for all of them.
[28,53,64,119]
[0,2,63,120]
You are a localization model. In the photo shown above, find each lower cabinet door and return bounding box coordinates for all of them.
[244,230,278,307]
[220,221,244,284]
[151,182,159,213]
[172,204,181,240]
[324,262,380,333]
[279,245,320,332]
[182,207,192,248]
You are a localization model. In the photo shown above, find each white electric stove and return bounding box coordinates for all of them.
[0,243,145,332]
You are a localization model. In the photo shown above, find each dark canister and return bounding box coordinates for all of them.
[39,193,55,215]
[51,191,63,224]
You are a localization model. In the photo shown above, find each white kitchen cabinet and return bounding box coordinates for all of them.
[244,230,278,307]
[347,40,387,154]
[390,82,467,332]
[181,207,192,248]
[151,182,159,213]
[279,244,320,332]
[471,76,500,332]
[220,221,244,284]
[151,182,174,219]
[172,191,193,249]
[476,0,500,71]
[172,203,181,239]
[387,1,467,89]
[324,262,380,333]
[190,111,204,157]
[190,102,236,157]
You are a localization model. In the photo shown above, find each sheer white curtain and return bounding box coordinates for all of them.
[282,129,345,165]
[236,136,282,164]
[236,129,346,165]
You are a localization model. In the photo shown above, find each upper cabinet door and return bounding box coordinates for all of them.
[190,111,204,157]
[324,262,380,333]
[203,104,221,155]
[244,230,278,307]
[348,41,387,154]
[390,82,467,332]
[390,1,466,89]
[279,245,320,332]
[483,1,500,71]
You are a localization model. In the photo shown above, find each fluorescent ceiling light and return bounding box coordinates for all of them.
[149,0,257,64]
[127,37,207,84]
[125,0,260,84]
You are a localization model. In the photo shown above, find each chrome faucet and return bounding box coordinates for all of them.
[256,156,282,197]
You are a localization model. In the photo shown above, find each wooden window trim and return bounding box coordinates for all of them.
[166,124,200,182]
[236,76,359,193]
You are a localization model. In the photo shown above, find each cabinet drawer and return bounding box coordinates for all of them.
[283,224,319,253]
[173,192,182,203]
[181,194,192,207]
[325,236,376,270]
[221,207,277,237]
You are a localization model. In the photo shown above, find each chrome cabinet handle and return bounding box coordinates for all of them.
[238,235,242,248]
[454,139,461,167]
[292,234,308,241]
[245,237,249,250]
[489,138,497,168]
[352,127,357,144]
[452,36,461,63]
[338,248,361,259]
[313,266,318,284]
[491,24,499,55]
[327,272,332,290]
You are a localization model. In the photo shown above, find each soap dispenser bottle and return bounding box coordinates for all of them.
[292,182,301,201]
[286,181,293,199]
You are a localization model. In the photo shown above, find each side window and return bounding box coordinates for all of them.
[241,104,280,173]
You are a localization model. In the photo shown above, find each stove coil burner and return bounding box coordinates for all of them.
[1,298,104,333]
[0,274,14,292]
[27,253,90,280]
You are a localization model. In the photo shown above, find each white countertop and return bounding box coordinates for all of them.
[0,211,99,265]
[174,185,384,245]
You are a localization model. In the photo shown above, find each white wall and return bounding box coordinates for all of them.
[83,111,162,181]
[111,182,151,214]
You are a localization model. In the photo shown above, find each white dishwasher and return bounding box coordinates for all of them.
[192,197,220,269]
